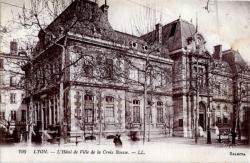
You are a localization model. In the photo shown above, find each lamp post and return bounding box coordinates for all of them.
[195,54,199,144]
[206,60,212,144]
[207,107,212,144]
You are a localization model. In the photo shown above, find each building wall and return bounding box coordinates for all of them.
[0,50,27,134]
[67,86,173,137]
[69,87,126,134]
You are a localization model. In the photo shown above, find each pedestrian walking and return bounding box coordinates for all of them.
[214,125,219,136]
[113,134,122,147]
[199,126,204,137]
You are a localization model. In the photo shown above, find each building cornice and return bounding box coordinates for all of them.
[0,53,28,60]
[67,32,173,65]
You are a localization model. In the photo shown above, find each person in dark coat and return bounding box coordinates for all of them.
[113,134,122,147]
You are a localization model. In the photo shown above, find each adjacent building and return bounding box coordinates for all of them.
[0,41,27,135]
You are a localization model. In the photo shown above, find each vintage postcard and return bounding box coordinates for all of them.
[0,0,249,163]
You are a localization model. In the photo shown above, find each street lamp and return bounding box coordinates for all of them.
[207,107,212,144]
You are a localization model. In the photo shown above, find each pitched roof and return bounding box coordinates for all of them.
[141,19,196,52]
[222,49,247,73]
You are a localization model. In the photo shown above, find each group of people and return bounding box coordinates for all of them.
[198,125,220,137]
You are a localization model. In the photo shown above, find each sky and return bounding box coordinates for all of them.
[0,0,250,62]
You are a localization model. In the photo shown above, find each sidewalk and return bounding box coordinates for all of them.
[38,136,249,149]
[13,134,249,149]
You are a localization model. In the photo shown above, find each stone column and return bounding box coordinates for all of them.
[53,96,56,125]
[49,98,51,126]
[41,101,44,131]
[183,95,188,137]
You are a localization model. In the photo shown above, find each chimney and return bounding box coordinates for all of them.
[155,23,163,44]
[10,41,18,55]
[213,45,222,60]
[95,0,99,5]
[100,0,109,13]
[100,2,109,24]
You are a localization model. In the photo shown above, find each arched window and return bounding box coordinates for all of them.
[105,96,115,123]
[157,101,164,123]
[132,100,140,123]
[84,94,94,124]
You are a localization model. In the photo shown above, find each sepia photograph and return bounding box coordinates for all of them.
[0,0,249,162]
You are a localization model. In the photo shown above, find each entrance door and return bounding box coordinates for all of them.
[199,114,204,129]
[199,102,206,130]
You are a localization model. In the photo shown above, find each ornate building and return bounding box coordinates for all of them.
[23,0,249,142]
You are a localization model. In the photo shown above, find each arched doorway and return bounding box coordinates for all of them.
[199,102,206,130]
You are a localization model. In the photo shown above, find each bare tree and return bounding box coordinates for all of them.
[12,0,100,144]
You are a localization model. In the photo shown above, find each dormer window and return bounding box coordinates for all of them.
[131,42,138,49]
[143,45,148,51]
[187,37,193,45]
[156,48,161,53]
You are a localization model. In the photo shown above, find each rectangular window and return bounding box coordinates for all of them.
[0,74,3,85]
[11,110,16,121]
[105,106,114,123]
[10,93,16,104]
[179,119,183,127]
[0,112,5,120]
[105,59,114,79]
[223,117,228,124]
[83,58,94,78]
[129,69,139,82]
[198,67,204,87]
[155,72,163,87]
[105,96,114,123]
[83,64,93,77]
[133,106,140,123]
[217,117,221,124]
[75,108,81,117]
[157,108,164,123]
[84,95,94,124]
[21,110,26,121]
[138,70,145,84]
[85,109,93,123]
[10,76,15,86]
[0,59,3,69]
[169,22,177,37]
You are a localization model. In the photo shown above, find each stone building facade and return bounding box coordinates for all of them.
[0,41,27,134]
[23,0,249,141]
